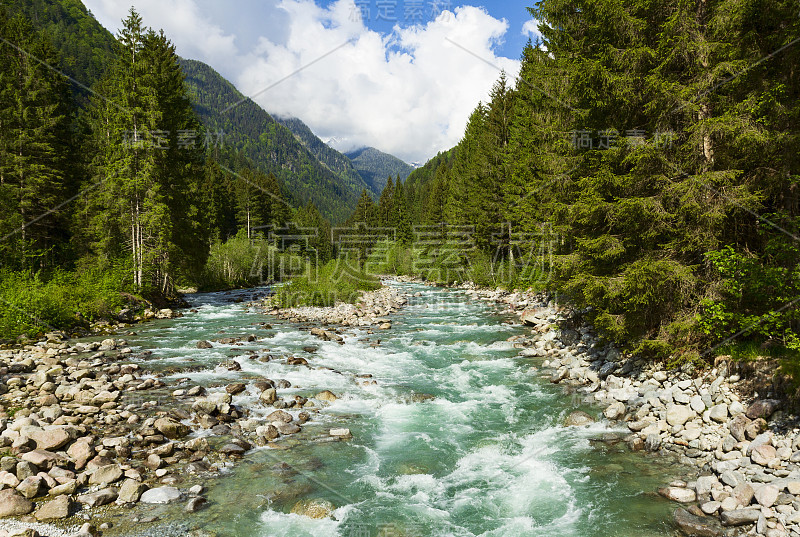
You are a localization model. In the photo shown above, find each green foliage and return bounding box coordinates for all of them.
[273,259,381,307]
[345,147,414,194]
[0,264,133,340]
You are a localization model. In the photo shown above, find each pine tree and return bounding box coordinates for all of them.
[0,12,72,270]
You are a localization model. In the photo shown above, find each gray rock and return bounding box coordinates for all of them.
[140,486,183,504]
[709,404,728,423]
[673,507,722,536]
[77,487,118,507]
[732,482,754,506]
[720,470,743,487]
[720,508,760,526]
[690,395,706,414]
[603,402,625,420]
[696,475,719,497]
[89,464,123,486]
[219,443,246,456]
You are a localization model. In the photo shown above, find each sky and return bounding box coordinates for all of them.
[82,0,540,164]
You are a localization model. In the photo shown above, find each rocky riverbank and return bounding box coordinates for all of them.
[466,284,799,537]
[0,289,379,536]
[262,279,412,333]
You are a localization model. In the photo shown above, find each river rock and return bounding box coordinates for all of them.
[259,389,277,405]
[256,424,279,440]
[275,423,301,435]
[700,501,721,515]
[673,508,722,537]
[746,399,780,420]
[604,402,625,420]
[185,496,207,512]
[745,418,767,439]
[28,428,71,451]
[77,487,118,507]
[752,444,778,466]
[219,443,246,456]
[709,404,728,423]
[729,414,750,442]
[154,417,190,439]
[197,340,213,349]
[226,383,246,395]
[291,498,335,519]
[564,411,595,427]
[67,438,94,470]
[330,428,351,438]
[315,391,337,403]
[140,486,182,504]
[696,475,719,497]
[645,433,661,452]
[266,410,292,423]
[720,508,760,526]
[667,405,695,427]
[0,489,34,516]
[34,495,71,520]
[118,479,148,503]
[733,482,754,506]
[659,487,696,503]
[16,476,44,499]
[754,484,779,507]
[89,464,123,486]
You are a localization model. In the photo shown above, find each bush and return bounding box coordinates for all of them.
[200,231,304,290]
[0,262,133,340]
[273,258,381,307]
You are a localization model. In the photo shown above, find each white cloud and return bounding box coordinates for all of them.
[84,0,520,164]
[522,18,541,39]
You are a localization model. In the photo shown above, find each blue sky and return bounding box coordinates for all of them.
[85,0,539,163]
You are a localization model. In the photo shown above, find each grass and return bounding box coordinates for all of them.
[272,259,381,307]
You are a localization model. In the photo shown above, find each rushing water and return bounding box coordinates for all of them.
[115,281,684,537]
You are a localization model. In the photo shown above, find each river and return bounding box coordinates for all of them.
[115,281,683,537]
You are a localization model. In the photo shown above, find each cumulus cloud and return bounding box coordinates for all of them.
[522,18,541,39]
[84,0,520,163]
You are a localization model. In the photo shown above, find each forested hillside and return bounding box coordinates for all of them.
[274,115,374,197]
[346,147,414,194]
[180,59,366,223]
[353,3,800,363]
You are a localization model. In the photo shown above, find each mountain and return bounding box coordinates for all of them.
[9,0,373,223]
[273,115,374,197]
[345,147,414,193]
[179,59,372,223]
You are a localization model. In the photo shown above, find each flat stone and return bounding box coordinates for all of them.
[89,464,123,486]
[0,489,34,516]
[34,495,71,520]
[709,404,728,423]
[700,501,721,515]
[77,487,118,507]
[28,428,71,451]
[219,443,246,456]
[21,450,63,470]
[329,428,351,437]
[720,508,760,526]
[673,507,722,537]
[225,383,246,395]
[275,423,301,435]
[659,486,696,503]
[140,486,182,504]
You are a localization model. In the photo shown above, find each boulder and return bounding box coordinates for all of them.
[154,417,190,439]
[117,479,148,503]
[315,391,338,402]
[666,405,695,427]
[564,411,595,427]
[0,489,34,516]
[140,486,182,504]
[746,399,780,420]
[728,414,750,442]
[34,495,71,520]
[673,508,722,537]
[28,428,71,451]
[259,389,277,405]
[196,340,213,349]
[720,508,760,526]
[603,402,625,420]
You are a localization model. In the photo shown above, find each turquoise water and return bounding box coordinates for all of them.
[120,282,682,537]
